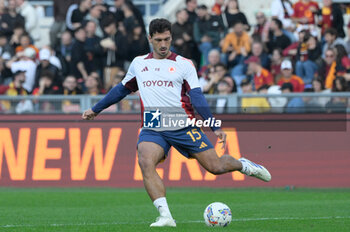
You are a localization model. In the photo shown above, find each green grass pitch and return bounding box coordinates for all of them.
[0,188,349,231]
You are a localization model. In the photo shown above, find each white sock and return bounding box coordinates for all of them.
[153,197,173,219]
[239,158,251,175]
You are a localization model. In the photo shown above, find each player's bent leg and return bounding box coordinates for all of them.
[137,142,176,227]
[191,148,243,175]
[192,149,271,182]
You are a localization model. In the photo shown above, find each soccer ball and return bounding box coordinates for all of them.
[203,202,232,227]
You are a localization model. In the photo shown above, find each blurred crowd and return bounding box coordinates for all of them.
[0,0,350,114]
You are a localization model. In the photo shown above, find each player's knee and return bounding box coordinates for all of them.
[137,153,155,171]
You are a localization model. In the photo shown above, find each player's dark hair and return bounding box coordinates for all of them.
[149,18,172,37]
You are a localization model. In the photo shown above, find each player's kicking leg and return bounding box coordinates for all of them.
[137,142,176,227]
[192,149,271,182]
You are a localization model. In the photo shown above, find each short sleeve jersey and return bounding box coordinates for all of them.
[293,1,319,24]
[122,52,200,130]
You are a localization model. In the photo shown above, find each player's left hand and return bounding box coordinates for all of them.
[214,129,227,149]
[82,109,98,120]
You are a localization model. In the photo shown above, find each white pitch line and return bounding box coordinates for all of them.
[1,216,350,228]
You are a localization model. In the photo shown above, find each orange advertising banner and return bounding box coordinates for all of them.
[0,114,349,187]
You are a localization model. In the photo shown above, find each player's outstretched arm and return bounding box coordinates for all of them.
[188,87,227,148]
[81,83,131,120]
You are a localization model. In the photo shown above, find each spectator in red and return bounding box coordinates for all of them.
[334,44,350,73]
[334,44,350,86]
[292,0,319,25]
[278,60,305,92]
[317,0,344,38]
[245,56,274,90]
[211,0,225,16]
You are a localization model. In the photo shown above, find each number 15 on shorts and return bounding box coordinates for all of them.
[187,128,202,142]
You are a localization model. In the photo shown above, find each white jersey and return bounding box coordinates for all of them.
[122,52,200,130]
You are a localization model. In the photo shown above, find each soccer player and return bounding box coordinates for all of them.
[82,18,271,227]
